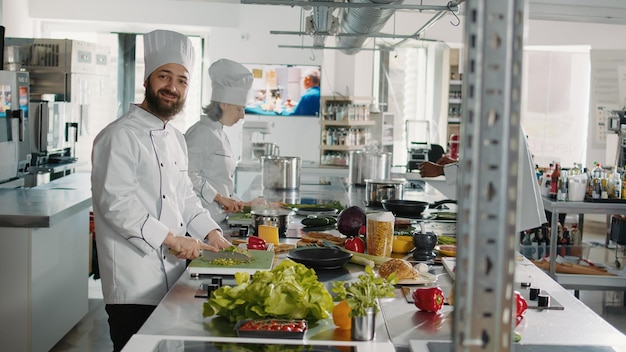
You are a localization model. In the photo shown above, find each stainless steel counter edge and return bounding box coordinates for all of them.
[0,173,93,228]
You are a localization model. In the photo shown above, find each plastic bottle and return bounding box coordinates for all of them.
[612,168,622,199]
[591,162,603,199]
[549,163,560,199]
[557,169,568,201]
[570,223,581,246]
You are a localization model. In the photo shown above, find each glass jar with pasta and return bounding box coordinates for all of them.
[366,211,395,257]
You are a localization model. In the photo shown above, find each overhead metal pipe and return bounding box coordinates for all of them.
[335,0,403,55]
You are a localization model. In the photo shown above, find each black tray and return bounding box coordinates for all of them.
[584,196,626,203]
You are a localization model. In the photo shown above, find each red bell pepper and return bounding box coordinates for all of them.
[247,236,267,250]
[345,236,365,253]
[514,291,528,317]
[412,286,445,313]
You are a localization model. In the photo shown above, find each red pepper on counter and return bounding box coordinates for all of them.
[515,291,528,317]
[412,286,445,313]
[345,236,365,253]
[247,236,267,250]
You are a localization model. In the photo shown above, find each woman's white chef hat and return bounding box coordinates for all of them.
[209,59,253,106]
[143,29,195,81]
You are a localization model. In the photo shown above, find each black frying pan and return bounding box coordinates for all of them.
[380,199,456,217]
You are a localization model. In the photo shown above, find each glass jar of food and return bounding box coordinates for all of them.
[366,211,395,257]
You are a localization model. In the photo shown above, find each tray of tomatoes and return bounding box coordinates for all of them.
[235,319,307,339]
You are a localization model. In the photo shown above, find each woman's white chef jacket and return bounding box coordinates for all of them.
[91,104,221,306]
[185,116,237,223]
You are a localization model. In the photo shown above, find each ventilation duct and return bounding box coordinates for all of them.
[307,1,339,47]
[242,0,459,53]
[335,0,404,55]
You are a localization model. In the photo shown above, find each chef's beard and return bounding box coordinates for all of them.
[144,81,186,120]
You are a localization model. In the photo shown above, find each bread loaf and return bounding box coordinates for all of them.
[299,232,346,246]
[378,258,420,280]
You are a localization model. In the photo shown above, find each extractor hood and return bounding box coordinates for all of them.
[241,0,464,54]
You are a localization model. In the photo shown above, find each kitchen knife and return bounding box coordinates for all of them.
[201,247,252,262]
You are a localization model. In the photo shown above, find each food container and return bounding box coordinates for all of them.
[235,319,307,339]
[568,174,587,201]
[251,208,291,238]
[348,150,392,186]
[366,211,395,257]
[392,236,415,254]
[262,156,301,190]
[364,179,405,206]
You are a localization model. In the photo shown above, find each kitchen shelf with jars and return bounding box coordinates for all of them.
[319,96,375,167]
[447,47,463,141]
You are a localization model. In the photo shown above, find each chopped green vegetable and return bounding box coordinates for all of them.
[438,235,456,245]
[203,260,334,323]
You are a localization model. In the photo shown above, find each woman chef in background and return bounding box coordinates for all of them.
[185,59,268,222]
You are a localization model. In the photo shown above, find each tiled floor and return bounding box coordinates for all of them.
[50,215,626,352]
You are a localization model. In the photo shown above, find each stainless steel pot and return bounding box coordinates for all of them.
[250,208,291,238]
[364,179,405,206]
[252,142,279,160]
[348,150,392,186]
[262,156,301,190]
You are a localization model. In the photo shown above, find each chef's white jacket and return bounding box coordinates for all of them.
[185,116,237,223]
[91,104,221,306]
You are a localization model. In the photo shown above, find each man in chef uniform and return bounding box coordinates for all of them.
[91,30,231,352]
[186,58,270,222]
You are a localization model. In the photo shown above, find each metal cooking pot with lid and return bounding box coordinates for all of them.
[250,207,291,238]
[262,156,301,190]
[364,179,405,206]
[348,150,392,186]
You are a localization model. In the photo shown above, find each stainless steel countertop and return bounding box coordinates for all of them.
[0,172,92,228]
[135,250,626,351]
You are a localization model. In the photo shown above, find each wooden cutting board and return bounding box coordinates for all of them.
[187,250,275,275]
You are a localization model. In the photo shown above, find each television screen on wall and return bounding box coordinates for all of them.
[243,64,321,117]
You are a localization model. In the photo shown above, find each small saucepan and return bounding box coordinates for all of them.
[380,199,457,218]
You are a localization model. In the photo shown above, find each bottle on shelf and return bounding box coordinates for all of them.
[549,163,560,199]
[557,169,568,201]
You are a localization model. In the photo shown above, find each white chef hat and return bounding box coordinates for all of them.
[143,29,195,81]
[209,59,253,106]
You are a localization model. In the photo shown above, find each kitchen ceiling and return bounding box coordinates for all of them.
[528,0,626,25]
[172,0,626,25]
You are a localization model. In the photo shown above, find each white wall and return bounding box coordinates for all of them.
[6,0,626,168]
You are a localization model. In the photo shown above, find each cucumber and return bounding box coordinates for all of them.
[301,217,330,227]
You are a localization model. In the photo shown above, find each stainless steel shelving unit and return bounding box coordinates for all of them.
[453,0,525,351]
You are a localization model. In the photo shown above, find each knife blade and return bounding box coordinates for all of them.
[201,247,252,262]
